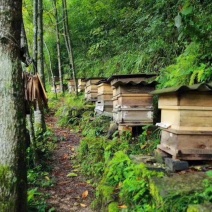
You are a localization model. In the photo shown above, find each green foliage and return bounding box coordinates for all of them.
[27,167,53,211]
[54,93,87,127]
[80,114,111,137]
[78,135,130,180]
[27,188,48,212]
[23,0,212,89]
[27,128,57,168]
[108,202,119,212]
[78,136,106,179]
[94,151,163,211]
[66,0,212,81]
[137,126,161,155]
[27,125,57,211]
[0,166,16,210]
[159,42,211,88]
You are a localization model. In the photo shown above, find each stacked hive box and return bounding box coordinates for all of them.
[85,78,105,102]
[51,84,68,93]
[152,83,212,160]
[68,79,76,93]
[78,79,86,92]
[95,80,113,116]
[109,74,157,131]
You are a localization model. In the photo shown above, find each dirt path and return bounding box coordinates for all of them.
[44,113,94,212]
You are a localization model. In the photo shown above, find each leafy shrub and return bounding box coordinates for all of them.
[94,151,163,211]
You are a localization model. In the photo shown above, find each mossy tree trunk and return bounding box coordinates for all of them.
[0,0,27,211]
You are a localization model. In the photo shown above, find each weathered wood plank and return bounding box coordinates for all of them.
[114,109,153,124]
[116,94,153,107]
[159,130,212,160]
[160,108,212,129]
[158,93,179,108]
[179,91,212,107]
[86,92,98,102]
[114,85,154,96]
[78,79,86,92]
[97,93,113,101]
[97,83,113,94]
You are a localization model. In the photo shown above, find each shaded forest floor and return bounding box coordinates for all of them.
[43,111,94,212]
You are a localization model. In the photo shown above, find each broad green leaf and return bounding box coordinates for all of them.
[181,5,193,15]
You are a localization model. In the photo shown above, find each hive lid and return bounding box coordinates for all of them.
[152,82,212,95]
[108,73,157,87]
[84,77,106,82]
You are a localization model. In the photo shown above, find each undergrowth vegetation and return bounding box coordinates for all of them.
[52,93,212,211]
[65,0,212,87]
[27,123,58,211]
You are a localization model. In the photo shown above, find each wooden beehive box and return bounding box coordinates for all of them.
[78,79,86,92]
[152,83,212,160]
[84,78,105,102]
[68,79,76,93]
[95,81,113,116]
[109,74,157,126]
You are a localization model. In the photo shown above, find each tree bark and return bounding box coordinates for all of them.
[44,41,57,97]
[37,0,45,86]
[34,0,46,136]
[26,110,38,166]
[62,0,78,95]
[33,0,38,73]
[21,19,32,67]
[53,0,64,93]
[0,0,27,211]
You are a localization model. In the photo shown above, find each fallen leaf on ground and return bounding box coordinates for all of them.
[63,153,69,159]
[67,173,78,177]
[82,190,89,199]
[118,205,127,209]
[73,165,80,168]
[45,176,50,181]
[80,203,87,208]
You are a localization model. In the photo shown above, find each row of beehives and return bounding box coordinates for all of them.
[72,74,157,127]
[69,75,212,161]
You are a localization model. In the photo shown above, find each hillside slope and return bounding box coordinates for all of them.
[68,0,212,87]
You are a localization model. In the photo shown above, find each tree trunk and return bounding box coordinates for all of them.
[21,19,32,67]
[37,0,45,86]
[33,0,38,73]
[53,0,64,93]
[35,0,46,135]
[26,109,37,166]
[44,41,57,97]
[0,0,27,211]
[62,0,78,95]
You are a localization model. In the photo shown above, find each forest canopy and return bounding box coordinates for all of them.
[23,0,212,88]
